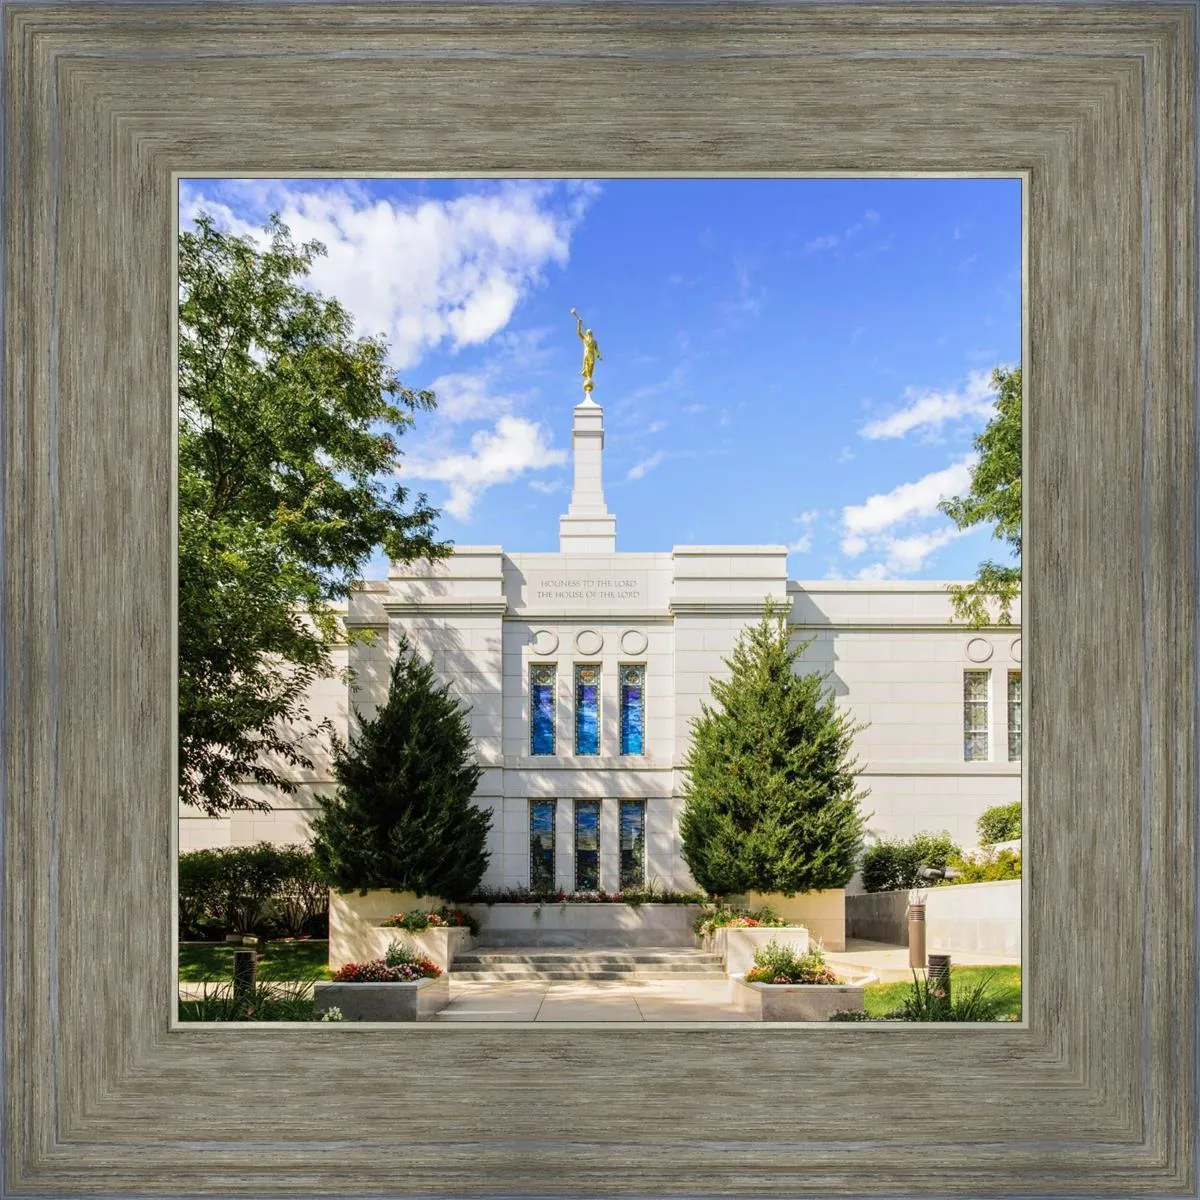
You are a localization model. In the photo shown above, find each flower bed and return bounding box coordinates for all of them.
[692,904,787,939]
[380,906,480,935]
[732,939,870,1021]
[469,886,707,906]
[313,941,449,1020]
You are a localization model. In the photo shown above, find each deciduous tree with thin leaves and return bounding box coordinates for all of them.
[178,213,449,816]
[679,599,870,897]
[939,365,1022,627]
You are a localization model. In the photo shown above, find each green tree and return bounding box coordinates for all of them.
[309,634,491,901]
[939,365,1022,626]
[178,213,448,816]
[679,600,870,896]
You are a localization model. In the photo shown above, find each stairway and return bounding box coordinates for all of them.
[451,946,725,983]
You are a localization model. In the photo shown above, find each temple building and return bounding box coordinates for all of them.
[179,392,1022,894]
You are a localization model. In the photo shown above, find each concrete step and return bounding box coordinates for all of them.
[451,947,726,982]
[451,968,726,982]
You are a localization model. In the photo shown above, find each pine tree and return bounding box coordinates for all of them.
[309,634,490,900]
[679,599,870,896]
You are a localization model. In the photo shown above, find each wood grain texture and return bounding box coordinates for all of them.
[2,2,1196,1196]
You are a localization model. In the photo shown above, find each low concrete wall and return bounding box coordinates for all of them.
[313,974,449,1021]
[731,975,868,1022]
[466,903,704,948]
[846,881,1021,958]
[330,925,475,972]
[701,926,811,977]
[926,879,1021,958]
[328,890,446,969]
[845,890,913,945]
[741,890,846,951]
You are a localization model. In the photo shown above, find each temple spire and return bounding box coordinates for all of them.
[558,396,617,553]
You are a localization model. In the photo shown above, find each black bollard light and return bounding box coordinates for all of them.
[232,949,258,1005]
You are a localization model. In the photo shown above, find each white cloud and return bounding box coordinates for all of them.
[425,371,517,424]
[841,534,869,557]
[795,510,819,525]
[181,180,594,369]
[529,478,566,495]
[627,451,666,481]
[836,446,855,464]
[804,210,881,254]
[855,563,890,581]
[403,415,566,519]
[861,369,996,440]
[842,456,976,538]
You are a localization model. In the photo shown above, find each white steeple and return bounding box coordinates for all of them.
[558,396,617,553]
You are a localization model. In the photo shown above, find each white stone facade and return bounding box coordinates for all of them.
[179,398,1022,891]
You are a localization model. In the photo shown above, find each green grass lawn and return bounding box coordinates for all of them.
[863,966,1021,1020]
[178,939,331,982]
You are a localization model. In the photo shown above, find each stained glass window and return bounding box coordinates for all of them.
[574,799,600,892]
[1007,671,1022,762]
[619,800,646,891]
[575,664,600,755]
[529,800,556,893]
[619,664,645,756]
[530,664,556,756]
[963,670,990,761]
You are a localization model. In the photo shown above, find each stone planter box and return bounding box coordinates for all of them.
[313,974,449,1022]
[731,973,871,1022]
[342,925,475,972]
[738,890,846,951]
[328,889,448,970]
[465,903,704,948]
[700,926,810,976]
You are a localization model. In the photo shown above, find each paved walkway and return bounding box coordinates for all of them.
[434,976,751,1022]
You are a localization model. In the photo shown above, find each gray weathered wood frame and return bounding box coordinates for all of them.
[3,2,1197,1196]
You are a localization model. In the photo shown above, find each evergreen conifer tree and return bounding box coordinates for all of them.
[310,634,490,900]
[679,599,870,896]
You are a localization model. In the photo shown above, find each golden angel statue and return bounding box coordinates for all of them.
[570,307,602,394]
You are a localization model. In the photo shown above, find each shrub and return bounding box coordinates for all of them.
[177,842,330,939]
[745,938,842,985]
[271,844,329,937]
[679,599,870,896]
[177,849,227,939]
[860,831,961,893]
[693,905,787,938]
[947,848,1021,884]
[310,634,491,901]
[381,907,481,936]
[976,802,1021,845]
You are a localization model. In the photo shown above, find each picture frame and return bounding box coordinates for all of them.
[3,3,1195,1196]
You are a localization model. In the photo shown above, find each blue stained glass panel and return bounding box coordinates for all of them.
[529,800,556,893]
[574,800,601,892]
[575,665,600,755]
[620,665,645,755]
[530,664,556,755]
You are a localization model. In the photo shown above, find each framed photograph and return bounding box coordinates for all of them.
[4,3,1195,1197]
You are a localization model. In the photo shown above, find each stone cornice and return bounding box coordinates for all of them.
[381,598,508,617]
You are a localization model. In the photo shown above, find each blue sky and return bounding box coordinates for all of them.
[179,177,1021,582]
